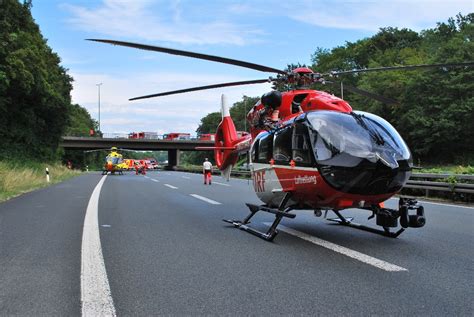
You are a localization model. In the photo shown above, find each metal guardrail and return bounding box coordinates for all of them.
[404,173,474,195]
[176,167,474,195]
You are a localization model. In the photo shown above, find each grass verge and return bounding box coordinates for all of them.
[0,161,81,202]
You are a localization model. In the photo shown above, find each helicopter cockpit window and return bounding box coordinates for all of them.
[106,156,123,165]
[292,123,312,166]
[306,111,411,168]
[273,127,292,163]
[251,139,259,162]
[257,133,273,163]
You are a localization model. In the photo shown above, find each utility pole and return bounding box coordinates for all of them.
[243,96,247,132]
[96,83,103,134]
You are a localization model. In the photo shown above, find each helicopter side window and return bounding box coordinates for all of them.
[292,123,312,166]
[257,134,273,163]
[251,139,259,162]
[291,94,307,114]
[273,127,292,163]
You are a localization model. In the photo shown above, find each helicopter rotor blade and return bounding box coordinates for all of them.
[87,39,286,75]
[84,147,135,153]
[326,81,400,105]
[327,61,474,76]
[117,148,139,152]
[129,79,270,101]
[343,84,400,105]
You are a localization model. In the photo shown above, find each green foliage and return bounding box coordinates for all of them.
[65,104,98,137]
[311,14,474,163]
[196,112,221,134]
[195,95,260,135]
[0,0,73,160]
[230,95,260,132]
[419,165,474,175]
[0,159,80,202]
[180,150,213,166]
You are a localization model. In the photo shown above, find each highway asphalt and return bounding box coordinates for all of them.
[0,171,473,316]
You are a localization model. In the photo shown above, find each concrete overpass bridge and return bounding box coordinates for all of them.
[60,136,214,169]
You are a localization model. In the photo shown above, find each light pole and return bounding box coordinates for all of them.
[243,96,247,132]
[96,83,103,134]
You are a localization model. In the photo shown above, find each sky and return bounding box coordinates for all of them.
[30,0,473,136]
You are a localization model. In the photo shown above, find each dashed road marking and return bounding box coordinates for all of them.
[164,184,178,189]
[182,176,191,179]
[150,179,160,183]
[213,181,231,187]
[190,194,221,205]
[265,223,408,272]
[81,175,116,316]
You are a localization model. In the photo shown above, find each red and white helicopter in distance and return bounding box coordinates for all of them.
[88,39,473,241]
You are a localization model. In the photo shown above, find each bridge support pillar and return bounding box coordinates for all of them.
[166,150,180,170]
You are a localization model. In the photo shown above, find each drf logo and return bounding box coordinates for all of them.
[253,170,265,192]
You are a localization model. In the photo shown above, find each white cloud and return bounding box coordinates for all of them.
[285,0,473,31]
[62,0,262,45]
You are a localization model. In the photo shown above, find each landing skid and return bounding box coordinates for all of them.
[224,197,425,241]
[327,210,405,238]
[223,192,294,241]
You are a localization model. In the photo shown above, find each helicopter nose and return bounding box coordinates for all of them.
[319,160,411,196]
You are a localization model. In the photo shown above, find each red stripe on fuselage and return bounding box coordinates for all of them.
[270,166,394,209]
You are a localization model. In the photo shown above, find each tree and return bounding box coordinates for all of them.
[65,104,98,137]
[310,15,474,163]
[0,0,73,160]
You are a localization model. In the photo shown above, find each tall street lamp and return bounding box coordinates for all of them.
[96,83,103,134]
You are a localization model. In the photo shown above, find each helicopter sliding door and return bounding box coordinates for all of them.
[292,122,313,166]
[250,123,319,207]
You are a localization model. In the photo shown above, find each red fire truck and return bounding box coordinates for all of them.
[198,133,215,141]
[128,132,159,139]
[163,133,191,140]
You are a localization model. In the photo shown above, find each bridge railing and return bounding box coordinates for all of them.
[64,133,203,140]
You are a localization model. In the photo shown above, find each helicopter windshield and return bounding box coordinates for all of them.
[306,111,411,168]
[106,156,122,165]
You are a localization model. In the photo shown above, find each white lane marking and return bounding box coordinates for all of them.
[190,194,221,205]
[213,181,231,187]
[389,197,474,210]
[150,179,160,183]
[166,173,172,176]
[182,176,191,179]
[164,184,178,189]
[81,175,116,316]
[265,223,408,272]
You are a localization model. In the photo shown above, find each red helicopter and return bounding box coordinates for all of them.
[88,39,473,241]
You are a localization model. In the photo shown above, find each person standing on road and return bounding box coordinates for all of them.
[203,158,213,185]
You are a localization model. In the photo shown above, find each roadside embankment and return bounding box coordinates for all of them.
[0,161,81,202]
